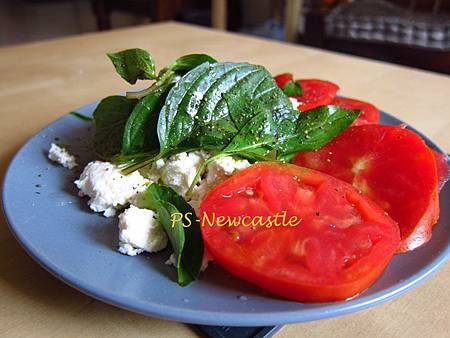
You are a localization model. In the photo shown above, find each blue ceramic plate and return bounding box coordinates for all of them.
[2,102,449,326]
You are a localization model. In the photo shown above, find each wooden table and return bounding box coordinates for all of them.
[0,22,449,338]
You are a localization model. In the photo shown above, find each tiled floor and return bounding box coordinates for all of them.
[0,0,142,47]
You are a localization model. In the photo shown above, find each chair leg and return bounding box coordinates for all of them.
[91,0,112,31]
[285,0,302,42]
[212,0,227,30]
[154,0,177,22]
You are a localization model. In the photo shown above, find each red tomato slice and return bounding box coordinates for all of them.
[332,97,380,126]
[292,125,439,252]
[200,162,400,302]
[274,73,293,89]
[433,150,449,190]
[293,79,339,112]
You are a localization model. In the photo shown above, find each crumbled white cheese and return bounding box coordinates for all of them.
[137,158,165,183]
[76,151,249,266]
[154,159,165,169]
[48,143,77,169]
[74,161,150,217]
[158,151,208,197]
[140,151,250,206]
[153,153,250,272]
[289,97,299,109]
[205,156,250,185]
[118,243,143,256]
[118,205,168,256]
[188,181,210,214]
[165,253,177,266]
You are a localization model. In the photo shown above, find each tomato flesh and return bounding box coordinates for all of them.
[332,97,379,126]
[200,162,400,302]
[273,75,339,112]
[292,79,339,112]
[292,125,439,252]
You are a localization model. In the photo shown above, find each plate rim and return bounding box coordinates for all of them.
[2,105,449,326]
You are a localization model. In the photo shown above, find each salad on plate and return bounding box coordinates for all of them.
[48,48,449,302]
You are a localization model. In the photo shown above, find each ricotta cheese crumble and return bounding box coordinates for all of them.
[156,151,208,197]
[118,205,168,256]
[74,151,251,270]
[74,161,150,217]
[140,151,250,213]
[155,152,250,268]
[48,143,78,169]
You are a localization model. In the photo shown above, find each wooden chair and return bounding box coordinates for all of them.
[91,0,183,30]
[91,0,227,31]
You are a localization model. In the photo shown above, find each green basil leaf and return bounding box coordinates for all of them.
[107,48,156,84]
[145,184,203,286]
[169,54,217,72]
[220,85,294,159]
[226,110,301,161]
[157,62,291,156]
[122,83,173,155]
[93,96,137,159]
[282,80,303,96]
[222,73,291,130]
[69,111,93,121]
[126,53,216,100]
[277,105,359,161]
[223,107,276,157]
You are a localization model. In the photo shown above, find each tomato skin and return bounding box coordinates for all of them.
[293,79,340,112]
[274,73,293,89]
[200,162,400,302]
[252,253,393,302]
[433,150,449,190]
[397,189,439,252]
[292,125,439,252]
[332,97,380,126]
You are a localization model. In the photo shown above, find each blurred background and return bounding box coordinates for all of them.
[1,0,449,74]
